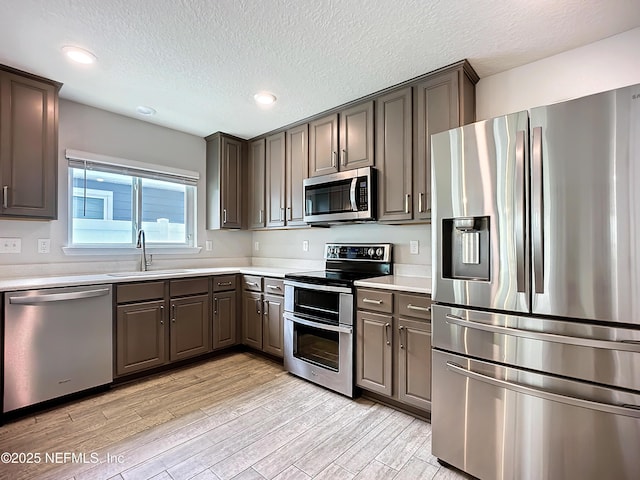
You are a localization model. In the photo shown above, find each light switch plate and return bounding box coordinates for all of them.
[254,241,260,251]
[205,240,213,251]
[410,240,419,255]
[0,237,21,254]
[302,240,309,252]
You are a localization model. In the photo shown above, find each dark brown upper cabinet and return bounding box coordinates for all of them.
[0,65,61,219]
[309,100,374,177]
[248,138,266,229]
[206,132,244,229]
[285,124,308,227]
[265,132,286,228]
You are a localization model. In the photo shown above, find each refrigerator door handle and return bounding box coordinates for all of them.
[445,361,640,418]
[515,130,526,293]
[532,126,544,293]
[445,314,640,353]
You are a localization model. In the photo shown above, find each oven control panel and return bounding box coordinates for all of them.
[325,243,391,262]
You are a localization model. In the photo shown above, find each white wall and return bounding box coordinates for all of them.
[0,100,252,277]
[477,27,640,119]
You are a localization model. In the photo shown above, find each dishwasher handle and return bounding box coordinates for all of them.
[8,287,111,305]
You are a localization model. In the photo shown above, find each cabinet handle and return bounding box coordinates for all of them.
[256,299,261,314]
[214,297,218,315]
[217,281,233,287]
[171,304,176,322]
[287,206,292,221]
[406,304,431,313]
[280,207,285,222]
[266,285,281,291]
[2,186,7,209]
[405,194,411,214]
[384,322,390,346]
[246,281,258,287]
[418,192,425,213]
[259,209,263,224]
[160,305,164,325]
[341,149,347,166]
[362,298,383,305]
[399,325,405,349]
[331,151,337,168]
[263,299,268,315]
[223,208,227,224]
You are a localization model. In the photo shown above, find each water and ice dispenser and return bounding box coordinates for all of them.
[441,216,490,281]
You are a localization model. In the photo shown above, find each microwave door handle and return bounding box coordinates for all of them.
[350,178,358,211]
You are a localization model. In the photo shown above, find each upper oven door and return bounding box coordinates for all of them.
[284,281,354,326]
[303,167,374,223]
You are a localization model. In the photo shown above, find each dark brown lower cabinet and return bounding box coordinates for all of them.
[356,289,432,412]
[170,294,210,361]
[213,290,237,350]
[262,293,284,357]
[242,291,263,350]
[116,300,166,376]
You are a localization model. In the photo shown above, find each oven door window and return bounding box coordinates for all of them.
[294,288,339,323]
[293,322,340,371]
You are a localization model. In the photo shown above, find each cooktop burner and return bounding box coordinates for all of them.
[285,243,393,288]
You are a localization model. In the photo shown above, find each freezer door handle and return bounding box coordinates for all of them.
[445,314,640,353]
[532,126,544,294]
[515,130,526,293]
[446,361,640,418]
[8,288,111,305]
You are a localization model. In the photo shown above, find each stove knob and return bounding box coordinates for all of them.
[376,248,383,258]
[367,248,375,257]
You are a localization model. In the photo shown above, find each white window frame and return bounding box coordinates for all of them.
[64,149,201,256]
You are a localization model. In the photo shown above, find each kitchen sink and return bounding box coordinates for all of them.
[107,269,193,277]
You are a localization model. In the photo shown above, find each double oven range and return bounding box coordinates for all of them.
[284,243,392,397]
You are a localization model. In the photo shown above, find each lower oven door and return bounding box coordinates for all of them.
[432,349,640,480]
[284,313,354,397]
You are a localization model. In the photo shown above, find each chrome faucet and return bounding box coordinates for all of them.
[136,229,152,271]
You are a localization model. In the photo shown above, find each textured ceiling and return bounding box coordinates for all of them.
[1,0,639,138]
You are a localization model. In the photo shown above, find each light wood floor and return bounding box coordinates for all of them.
[0,352,471,480]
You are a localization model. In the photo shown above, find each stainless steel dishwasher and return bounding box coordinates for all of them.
[3,284,113,413]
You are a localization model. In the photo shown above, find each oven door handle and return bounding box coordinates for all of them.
[284,312,352,335]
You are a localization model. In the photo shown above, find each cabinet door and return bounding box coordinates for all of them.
[413,70,459,221]
[116,300,166,376]
[285,124,308,226]
[222,135,243,228]
[0,71,58,218]
[376,87,413,222]
[265,132,286,228]
[397,317,432,410]
[248,138,266,229]
[309,113,338,177]
[339,100,374,171]
[242,291,263,350]
[213,290,237,350]
[170,294,210,361]
[262,293,284,358]
[356,310,392,396]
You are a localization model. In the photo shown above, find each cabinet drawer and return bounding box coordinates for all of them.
[357,289,393,313]
[243,275,262,292]
[117,281,165,303]
[170,278,209,297]
[213,274,237,292]
[263,277,284,296]
[397,293,432,320]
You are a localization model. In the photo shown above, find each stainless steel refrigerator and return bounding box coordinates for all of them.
[430,84,640,480]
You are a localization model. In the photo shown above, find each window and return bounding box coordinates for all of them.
[67,150,198,248]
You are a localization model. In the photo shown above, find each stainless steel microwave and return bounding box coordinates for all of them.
[303,167,376,223]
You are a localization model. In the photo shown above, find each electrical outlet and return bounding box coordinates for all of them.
[254,241,260,251]
[410,240,419,255]
[205,240,213,251]
[302,240,309,252]
[37,238,51,254]
[0,237,21,254]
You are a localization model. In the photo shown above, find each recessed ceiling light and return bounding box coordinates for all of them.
[254,92,277,105]
[61,46,97,65]
[136,106,157,116]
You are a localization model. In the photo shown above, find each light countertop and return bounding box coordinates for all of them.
[354,275,432,295]
[0,266,306,292]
